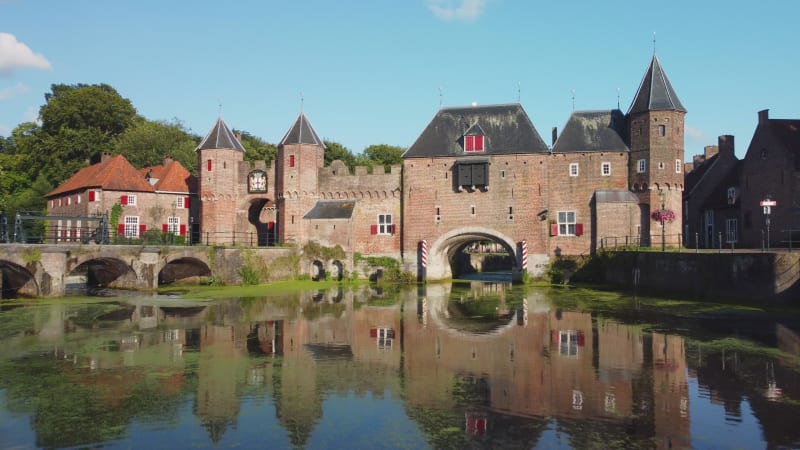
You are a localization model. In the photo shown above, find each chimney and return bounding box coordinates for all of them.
[235,132,243,143]
[163,155,174,166]
[704,145,719,160]
[718,135,734,158]
[100,151,112,162]
[551,127,558,146]
[758,109,769,125]
[693,154,704,170]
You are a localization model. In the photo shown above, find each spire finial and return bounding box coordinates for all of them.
[653,31,657,54]
[517,81,521,103]
[571,89,576,111]
[300,91,304,112]
[218,98,222,117]
[438,86,443,109]
[616,87,621,109]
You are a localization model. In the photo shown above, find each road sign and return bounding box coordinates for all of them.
[760,200,777,207]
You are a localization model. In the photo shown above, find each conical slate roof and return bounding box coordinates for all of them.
[628,54,686,115]
[196,117,245,152]
[279,112,325,147]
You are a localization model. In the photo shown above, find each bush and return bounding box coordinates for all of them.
[239,265,261,285]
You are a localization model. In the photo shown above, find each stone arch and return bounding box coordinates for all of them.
[310,260,325,281]
[159,257,212,285]
[329,260,344,281]
[247,198,277,246]
[321,192,327,200]
[67,257,134,289]
[0,259,38,298]
[424,227,521,280]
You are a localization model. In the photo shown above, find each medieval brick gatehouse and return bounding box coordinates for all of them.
[191,53,686,280]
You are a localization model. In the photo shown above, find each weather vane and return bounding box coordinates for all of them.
[438,86,443,109]
[517,81,521,103]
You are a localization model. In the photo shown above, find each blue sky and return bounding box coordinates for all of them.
[1,0,798,159]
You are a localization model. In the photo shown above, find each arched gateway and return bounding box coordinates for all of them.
[422,227,523,280]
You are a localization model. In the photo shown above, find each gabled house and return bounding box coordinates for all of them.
[739,110,800,248]
[683,135,738,248]
[46,153,197,242]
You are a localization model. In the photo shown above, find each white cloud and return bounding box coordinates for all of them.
[23,105,40,124]
[0,33,51,75]
[0,82,30,101]
[426,0,488,22]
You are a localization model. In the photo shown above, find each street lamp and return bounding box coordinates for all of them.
[760,196,776,250]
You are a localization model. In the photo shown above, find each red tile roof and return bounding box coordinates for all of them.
[140,159,196,193]
[47,154,155,197]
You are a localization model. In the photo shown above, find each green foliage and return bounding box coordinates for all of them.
[302,241,346,261]
[237,130,277,166]
[361,144,404,172]
[21,247,42,265]
[239,265,261,285]
[323,140,357,170]
[354,253,399,269]
[41,83,137,136]
[113,117,199,175]
[109,203,123,232]
[201,276,225,286]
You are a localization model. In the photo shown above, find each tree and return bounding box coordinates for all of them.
[362,144,405,172]
[323,140,356,171]
[40,83,136,137]
[236,130,277,166]
[114,118,200,174]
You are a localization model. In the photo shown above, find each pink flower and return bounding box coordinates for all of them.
[651,209,676,223]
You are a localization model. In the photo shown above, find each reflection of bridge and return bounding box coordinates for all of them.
[0,244,309,298]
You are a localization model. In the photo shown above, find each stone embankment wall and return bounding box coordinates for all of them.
[603,251,800,302]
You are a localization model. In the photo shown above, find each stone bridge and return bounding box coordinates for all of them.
[0,244,351,298]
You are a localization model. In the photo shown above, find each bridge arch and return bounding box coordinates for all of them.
[159,257,211,285]
[425,227,521,280]
[0,259,38,298]
[68,257,134,288]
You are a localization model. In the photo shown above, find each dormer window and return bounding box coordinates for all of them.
[463,123,486,152]
[727,187,737,205]
[464,135,484,152]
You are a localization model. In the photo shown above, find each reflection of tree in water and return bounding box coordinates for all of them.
[0,353,183,448]
[271,360,321,449]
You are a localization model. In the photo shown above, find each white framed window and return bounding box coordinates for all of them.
[572,390,584,410]
[658,124,666,136]
[76,195,81,204]
[560,330,579,357]
[124,216,139,238]
[726,218,738,243]
[378,214,392,235]
[558,211,576,236]
[637,159,646,173]
[176,196,185,209]
[377,327,393,350]
[601,162,611,176]
[127,195,137,206]
[66,196,71,205]
[569,163,579,177]
[727,187,737,205]
[675,159,682,173]
[167,216,180,234]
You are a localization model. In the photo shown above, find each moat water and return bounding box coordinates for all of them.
[1,281,799,449]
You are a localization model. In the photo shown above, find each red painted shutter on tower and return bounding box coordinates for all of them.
[88,191,95,202]
[575,223,584,236]
[207,159,212,171]
[370,225,378,235]
[184,197,190,208]
[162,224,168,232]
[179,224,186,236]
[550,223,558,236]
[120,195,128,205]
[139,224,146,234]
[118,224,125,236]
[289,155,295,167]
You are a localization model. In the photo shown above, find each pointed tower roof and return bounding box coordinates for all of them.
[196,117,245,152]
[279,112,325,147]
[628,54,686,115]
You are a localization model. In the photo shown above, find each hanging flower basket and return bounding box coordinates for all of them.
[651,209,676,223]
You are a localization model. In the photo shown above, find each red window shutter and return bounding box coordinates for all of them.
[370,327,377,338]
[550,223,559,236]
[139,224,146,234]
[575,223,584,236]
[289,155,295,167]
[475,135,484,151]
[162,224,168,232]
[179,224,186,236]
[464,135,474,151]
[551,330,559,344]
[577,331,585,347]
[370,224,378,235]
[207,159,212,171]
[88,191,95,202]
[118,224,125,236]
[184,197,190,208]
[390,224,396,235]
[268,221,274,230]
[120,195,128,205]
